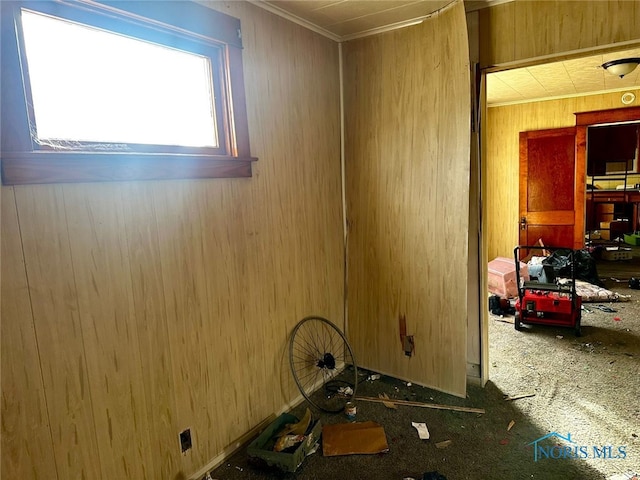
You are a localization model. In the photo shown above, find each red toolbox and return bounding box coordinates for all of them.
[514,246,582,336]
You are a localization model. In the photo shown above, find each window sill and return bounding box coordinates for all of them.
[1,151,257,185]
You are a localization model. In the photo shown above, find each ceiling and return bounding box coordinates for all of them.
[259,0,448,39]
[256,0,503,40]
[487,47,640,106]
[252,1,640,105]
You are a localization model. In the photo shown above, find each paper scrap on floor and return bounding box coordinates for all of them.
[412,422,430,439]
[322,421,389,456]
[557,278,631,302]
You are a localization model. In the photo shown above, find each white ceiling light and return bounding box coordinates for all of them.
[601,58,640,78]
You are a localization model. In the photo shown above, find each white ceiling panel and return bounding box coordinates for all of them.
[486,75,523,104]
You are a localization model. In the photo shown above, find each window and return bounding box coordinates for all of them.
[1,1,256,184]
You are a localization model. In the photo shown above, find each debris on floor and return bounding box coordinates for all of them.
[560,279,631,302]
[507,420,515,431]
[338,386,353,396]
[492,314,515,324]
[246,412,322,472]
[322,421,389,457]
[379,392,398,409]
[434,440,452,449]
[344,401,357,420]
[411,422,430,440]
[504,392,535,401]
[594,304,617,312]
[489,294,516,316]
[355,396,485,414]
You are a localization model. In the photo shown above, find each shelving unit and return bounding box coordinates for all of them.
[586,173,633,243]
[585,122,640,244]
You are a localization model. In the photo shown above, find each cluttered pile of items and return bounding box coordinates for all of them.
[247,408,323,473]
[246,405,390,471]
[247,316,392,473]
[488,244,638,336]
[240,316,475,479]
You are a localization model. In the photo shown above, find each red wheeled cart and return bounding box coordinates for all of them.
[514,246,582,337]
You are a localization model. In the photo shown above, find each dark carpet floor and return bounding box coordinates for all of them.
[206,257,640,480]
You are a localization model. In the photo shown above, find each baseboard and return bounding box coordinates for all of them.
[467,361,483,386]
[466,374,483,386]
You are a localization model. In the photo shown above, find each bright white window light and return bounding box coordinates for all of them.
[20,9,218,148]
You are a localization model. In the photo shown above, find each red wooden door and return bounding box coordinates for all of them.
[519,127,584,250]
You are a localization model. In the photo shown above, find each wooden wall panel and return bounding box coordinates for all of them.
[120,183,180,479]
[1,2,343,479]
[344,0,470,397]
[226,0,344,420]
[1,188,57,479]
[486,89,640,260]
[480,1,640,67]
[153,183,216,472]
[63,185,156,480]
[14,185,102,480]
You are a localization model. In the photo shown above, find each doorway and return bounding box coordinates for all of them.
[484,45,640,266]
[482,45,640,386]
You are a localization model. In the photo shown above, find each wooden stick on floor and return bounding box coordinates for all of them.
[504,392,536,401]
[355,396,485,414]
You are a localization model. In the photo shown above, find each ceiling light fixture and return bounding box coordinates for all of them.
[601,58,640,78]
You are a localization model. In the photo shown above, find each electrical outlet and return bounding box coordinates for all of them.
[179,428,192,453]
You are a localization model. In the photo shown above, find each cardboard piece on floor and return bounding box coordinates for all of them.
[322,421,389,457]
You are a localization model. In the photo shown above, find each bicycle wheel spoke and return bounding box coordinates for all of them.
[300,326,323,359]
[292,340,320,362]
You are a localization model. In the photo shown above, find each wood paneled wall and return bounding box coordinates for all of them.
[343,1,470,397]
[479,0,640,68]
[1,2,343,479]
[486,90,640,260]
